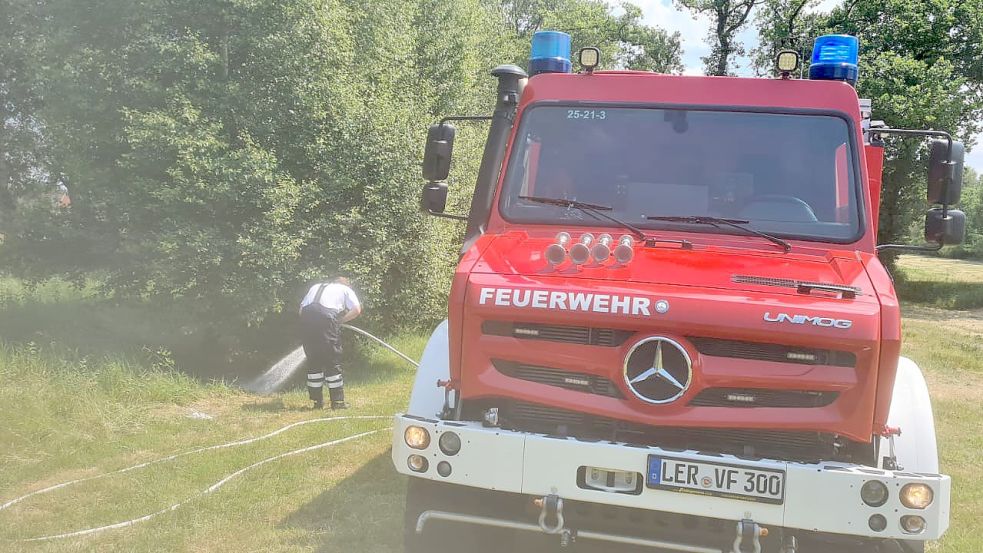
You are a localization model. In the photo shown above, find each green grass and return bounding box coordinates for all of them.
[0,257,981,551]
[0,278,421,552]
[897,255,983,553]
[895,255,983,310]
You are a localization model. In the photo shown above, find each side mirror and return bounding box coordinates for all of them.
[422,123,456,182]
[927,139,964,205]
[421,181,449,214]
[925,207,966,245]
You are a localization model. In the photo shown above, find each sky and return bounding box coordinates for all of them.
[631,0,983,173]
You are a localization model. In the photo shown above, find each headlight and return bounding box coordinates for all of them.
[438,431,461,456]
[404,426,431,450]
[407,454,429,473]
[860,480,889,507]
[900,483,934,509]
[900,515,926,534]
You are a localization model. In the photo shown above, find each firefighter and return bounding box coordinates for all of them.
[299,277,362,409]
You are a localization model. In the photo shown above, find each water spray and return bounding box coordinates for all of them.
[245,324,418,395]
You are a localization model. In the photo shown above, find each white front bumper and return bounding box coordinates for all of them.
[392,414,950,541]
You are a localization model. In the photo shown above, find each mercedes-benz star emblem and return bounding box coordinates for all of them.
[624,337,692,404]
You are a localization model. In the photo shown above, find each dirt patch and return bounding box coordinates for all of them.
[925,368,983,402]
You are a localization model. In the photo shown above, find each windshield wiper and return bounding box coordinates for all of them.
[646,215,791,253]
[519,195,647,240]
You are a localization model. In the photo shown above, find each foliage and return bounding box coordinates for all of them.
[755,0,983,267]
[946,168,983,258]
[0,0,680,332]
[676,0,766,76]
[497,0,684,72]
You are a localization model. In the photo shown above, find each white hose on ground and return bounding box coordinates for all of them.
[0,415,390,513]
[342,324,419,368]
[16,427,389,542]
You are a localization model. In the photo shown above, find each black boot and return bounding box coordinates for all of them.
[328,379,348,409]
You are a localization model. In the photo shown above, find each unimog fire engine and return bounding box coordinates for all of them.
[391,32,967,553]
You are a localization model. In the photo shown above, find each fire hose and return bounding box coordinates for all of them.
[1,325,419,542]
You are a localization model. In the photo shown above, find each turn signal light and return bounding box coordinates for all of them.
[404,426,431,450]
[900,483,934,509]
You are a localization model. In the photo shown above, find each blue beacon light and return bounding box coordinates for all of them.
[529,31,572,76]
[809,34,859,85]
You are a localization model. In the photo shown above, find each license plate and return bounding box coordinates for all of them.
[646,455,785,504]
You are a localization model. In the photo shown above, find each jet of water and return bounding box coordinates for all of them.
[243,346,306,395]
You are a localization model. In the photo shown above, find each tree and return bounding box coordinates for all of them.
[0,0,513,330]
[0,0,50,231]
[750,0,819,77]
[493,0,684,73]
[676,0,766,76]
[814,0,983,264]
[753,0,983,266]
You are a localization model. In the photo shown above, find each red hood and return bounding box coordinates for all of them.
[451,230,887,443]
[470,231,876,300]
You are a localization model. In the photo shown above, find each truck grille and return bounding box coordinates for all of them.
[482,321,633,347]
[688,388,839,408]
[465,399,837,462]
[492,360,623,398]
[688,337,856,367]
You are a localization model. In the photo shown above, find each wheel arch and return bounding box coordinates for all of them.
[407,320,451,418]
[880,356,939,473]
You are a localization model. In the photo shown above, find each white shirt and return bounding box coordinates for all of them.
[300,282,361,312]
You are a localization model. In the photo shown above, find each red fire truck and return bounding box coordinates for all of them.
[391,32,966,553]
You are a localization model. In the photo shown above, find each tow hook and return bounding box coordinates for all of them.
[535,494,576,547]
[732,519,766,553]
[534,494,566,535]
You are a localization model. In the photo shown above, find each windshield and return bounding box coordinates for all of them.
[499,105,862,242]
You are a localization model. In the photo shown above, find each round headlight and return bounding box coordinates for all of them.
[900,515,926,534]
[900,483,934,509]
[860,480,889,507]
[437,461,453,477]
[438,431,461,456]
[404,426,431,450]
[407,454,429,473]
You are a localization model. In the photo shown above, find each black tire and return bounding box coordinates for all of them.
[403,477,518,553]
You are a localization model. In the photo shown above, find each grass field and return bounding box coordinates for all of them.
[0,255,981,552]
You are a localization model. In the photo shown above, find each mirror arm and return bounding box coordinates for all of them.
[871,127,955,217]
[440,115,492,125]
[875,241,943,254]
[427,210,469,221]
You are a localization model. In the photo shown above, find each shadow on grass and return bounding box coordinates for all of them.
[895,279,983,310]
[280,451,406,553]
